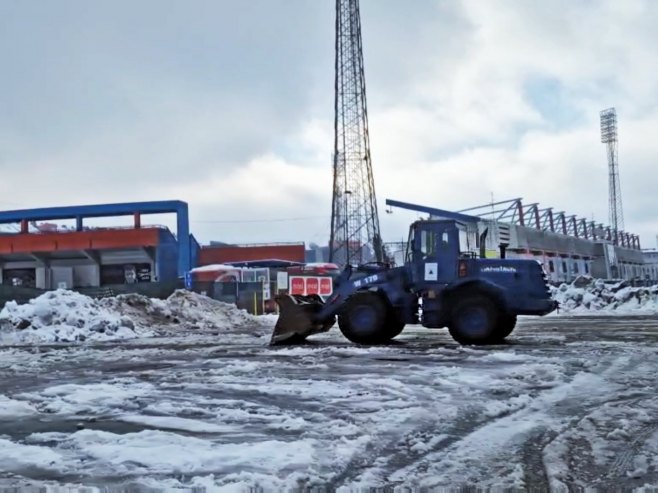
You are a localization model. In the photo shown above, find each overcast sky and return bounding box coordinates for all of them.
[1,0,657,248]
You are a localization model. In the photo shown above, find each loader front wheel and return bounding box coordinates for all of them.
[338,292,389,344]
[494,314,517,341]
[385,311,405,339]
[448,294,499,345]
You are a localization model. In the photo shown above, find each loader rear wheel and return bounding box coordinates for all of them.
[448,294,499,345]
[338,292,389,344]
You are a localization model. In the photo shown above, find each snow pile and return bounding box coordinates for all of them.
[0,289,146,344]
[0,289,263,344]
[550,276,658,314]
[101,289,260,332]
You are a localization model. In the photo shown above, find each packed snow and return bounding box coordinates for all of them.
[0,395,38,418]
[0,289,265,345]
[0,317,656,490]
[0,284,656,489]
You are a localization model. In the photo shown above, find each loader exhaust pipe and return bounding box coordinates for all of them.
[479,227,488,259]
[269,294,335,345]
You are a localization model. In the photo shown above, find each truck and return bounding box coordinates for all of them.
[271,218,557,346]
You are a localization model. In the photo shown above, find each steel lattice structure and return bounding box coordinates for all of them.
[452,197,640,249]
[329,0,383,265]
[601,107,624,241]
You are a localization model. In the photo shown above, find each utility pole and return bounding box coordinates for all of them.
[329,0,383,265]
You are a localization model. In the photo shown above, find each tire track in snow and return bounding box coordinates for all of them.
[608,421,658,479]
[2,317,658,490]
[333,350,591,487]
[538,350,658,489]
[374,347,649,489]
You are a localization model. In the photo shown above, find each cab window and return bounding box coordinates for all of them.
[405,227,415,263]
[458,229,468,254]
[441,231,450,250]
[420,229,436,257]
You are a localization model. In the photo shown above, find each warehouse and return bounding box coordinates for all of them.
[0,201,199,289]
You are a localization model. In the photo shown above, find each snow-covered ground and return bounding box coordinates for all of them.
[0,285,657,490]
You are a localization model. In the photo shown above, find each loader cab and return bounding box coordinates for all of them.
[406,220,461,286]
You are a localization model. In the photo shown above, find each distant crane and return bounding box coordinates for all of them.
[329,0,384,265]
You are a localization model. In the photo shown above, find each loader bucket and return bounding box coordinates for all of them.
[269,294,335,345]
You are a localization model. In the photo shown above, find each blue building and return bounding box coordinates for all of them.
[0,200,198,289]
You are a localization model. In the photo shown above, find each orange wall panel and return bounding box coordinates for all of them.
[199,244,305,265]
[90,229,159,249]
[11,236,59,253]
[0,228,161,254]
[0,242,15,254]
[57,236,93,250]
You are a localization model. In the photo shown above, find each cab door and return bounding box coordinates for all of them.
[412,222,459,286]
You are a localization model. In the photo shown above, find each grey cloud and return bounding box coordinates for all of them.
[0,0,334,182]
[1,0,658,248]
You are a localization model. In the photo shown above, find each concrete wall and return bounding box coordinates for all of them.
[35,267,48,288]
[1,253,154,289]
[51,267,74,289]
[2,260,102,289]
[73,265,99,288]
[643,250,658,281]
[476,220,647,283]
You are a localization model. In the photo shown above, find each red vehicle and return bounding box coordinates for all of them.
[286,263,341,277]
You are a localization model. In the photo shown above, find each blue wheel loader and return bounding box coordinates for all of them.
[271,219,557,346]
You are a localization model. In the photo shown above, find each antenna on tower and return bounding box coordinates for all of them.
[329,0,383,265]
[600,107,624,244]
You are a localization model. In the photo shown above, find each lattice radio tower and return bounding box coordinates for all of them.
[600,107,624,239]
[329,0,384,266]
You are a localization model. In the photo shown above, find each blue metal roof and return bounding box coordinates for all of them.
[0,200,188,223]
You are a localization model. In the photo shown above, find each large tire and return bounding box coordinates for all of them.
[338,292,390,344]
[385,313,405,339]
[448,294,500,345]
[495,314,517,340]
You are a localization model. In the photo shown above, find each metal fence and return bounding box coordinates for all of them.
[190,281,276,315]
[0,281,183,308]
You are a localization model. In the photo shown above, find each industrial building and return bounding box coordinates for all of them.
[385,198,649,285]
[0,201,198,290]
[642,249,658,282]
[0,195,654,299]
